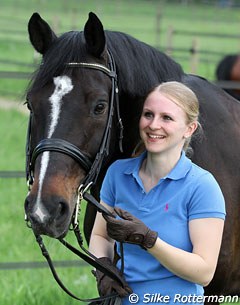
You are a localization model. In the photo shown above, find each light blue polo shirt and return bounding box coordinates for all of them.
[100,151,226,304]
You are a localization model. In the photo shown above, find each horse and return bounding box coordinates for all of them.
[24,12,240,302]
[215,54,240,100]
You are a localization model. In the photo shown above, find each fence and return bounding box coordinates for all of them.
[0,260,86,270]
[162,27,240,74]
[152,4,240,76]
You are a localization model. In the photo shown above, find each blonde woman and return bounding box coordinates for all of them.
[89,81,226,305]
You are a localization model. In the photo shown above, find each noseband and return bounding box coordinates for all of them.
[25,51,126,303]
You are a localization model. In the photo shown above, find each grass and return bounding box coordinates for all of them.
[0,109,27,170]
[2,268,95,305]
[0,167,98,305]
[1,1,240,99]
[0,108,98,304]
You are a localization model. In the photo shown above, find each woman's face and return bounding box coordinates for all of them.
[139,91,197,155]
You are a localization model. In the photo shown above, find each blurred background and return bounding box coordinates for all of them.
[2,0,240,100]
[1,0,240,304]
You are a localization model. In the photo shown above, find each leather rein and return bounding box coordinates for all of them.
[25,51,125,303]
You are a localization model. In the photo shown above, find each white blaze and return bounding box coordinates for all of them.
[34,76,73,221]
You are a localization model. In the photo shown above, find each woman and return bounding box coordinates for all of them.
[89,81,226,304]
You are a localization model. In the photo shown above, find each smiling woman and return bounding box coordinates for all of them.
[139,82,199,164]
[89,81,225,304]
[132,82,201,159]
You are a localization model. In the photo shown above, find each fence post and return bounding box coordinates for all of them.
[166,26,173,57]
[52,15,60,34]
[190,38,199,74]
[155,4,162,49]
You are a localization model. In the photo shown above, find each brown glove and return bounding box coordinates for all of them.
[92,257,132,297]
[103,207,158,249]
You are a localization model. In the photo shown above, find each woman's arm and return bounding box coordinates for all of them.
[148,217,224,286]
[89,202,133,297]
[89,201,116,260]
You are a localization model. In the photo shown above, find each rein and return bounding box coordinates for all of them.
[25,51,125,303]
[34,189,125,304]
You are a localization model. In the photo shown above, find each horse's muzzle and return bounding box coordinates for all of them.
[24,194,72,238]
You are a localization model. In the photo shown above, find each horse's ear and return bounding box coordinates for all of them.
[28,12,57,55]
[84,12,106,58]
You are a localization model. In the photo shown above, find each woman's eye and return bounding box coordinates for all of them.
[163,115,172,121]
[143,111,153,118]
[94,102,107,115]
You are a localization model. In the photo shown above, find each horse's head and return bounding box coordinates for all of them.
[24,12,120,238]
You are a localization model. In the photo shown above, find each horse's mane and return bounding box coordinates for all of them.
[28,30,184,96]
[105,31,184,96]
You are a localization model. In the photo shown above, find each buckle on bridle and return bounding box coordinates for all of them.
[73,182,93,227]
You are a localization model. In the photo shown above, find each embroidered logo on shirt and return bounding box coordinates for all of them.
[164,203,169,212]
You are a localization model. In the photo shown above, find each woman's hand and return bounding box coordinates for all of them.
[92,257,132,297]
[103,207,158,249]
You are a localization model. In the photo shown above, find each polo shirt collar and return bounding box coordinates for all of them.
[167,151,192,180]
[124,151,192,181]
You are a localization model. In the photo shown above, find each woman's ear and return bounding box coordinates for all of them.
[184,121,198,139]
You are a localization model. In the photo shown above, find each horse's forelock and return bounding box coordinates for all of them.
[29,31,87,92]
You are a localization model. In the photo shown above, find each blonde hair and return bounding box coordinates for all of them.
[155,81,199,123]
[132,81,201,157]
[154,81,200,152]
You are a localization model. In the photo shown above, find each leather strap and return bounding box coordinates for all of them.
[83,192,115,217]
[35,235,120,303]
[34,194,125,303]
[31,138,92,172]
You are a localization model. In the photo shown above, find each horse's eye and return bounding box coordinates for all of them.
[26,102,32,112]
[24,97,33,112]
[94,102,107,115]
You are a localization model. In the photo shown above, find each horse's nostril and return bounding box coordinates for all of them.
[57,201,68,219]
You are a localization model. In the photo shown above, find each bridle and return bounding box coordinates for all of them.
[26,50,123,190]
[25,51,125,303]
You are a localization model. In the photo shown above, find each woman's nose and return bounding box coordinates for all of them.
[149,118,162,130]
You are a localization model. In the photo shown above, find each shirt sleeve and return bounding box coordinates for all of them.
[188,172,226,220]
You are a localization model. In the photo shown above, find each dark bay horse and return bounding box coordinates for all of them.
[24,12,240,301]
[216,54,240,100]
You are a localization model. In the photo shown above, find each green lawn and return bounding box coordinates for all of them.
[1,1,240,100]
[0,176,98,305]
[0,109,97,304]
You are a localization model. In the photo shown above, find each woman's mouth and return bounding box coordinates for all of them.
[148,133,166,140]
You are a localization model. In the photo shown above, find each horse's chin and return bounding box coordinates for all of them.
[30,219,70,239]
